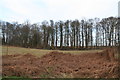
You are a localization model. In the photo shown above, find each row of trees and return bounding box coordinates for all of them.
[0,17,120,49]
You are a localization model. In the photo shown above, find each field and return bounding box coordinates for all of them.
[2,46,102,56]
[2,46,120,78]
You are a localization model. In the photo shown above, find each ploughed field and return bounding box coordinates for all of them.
[2,48,120,78]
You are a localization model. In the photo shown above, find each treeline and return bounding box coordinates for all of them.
[1,17,120,50]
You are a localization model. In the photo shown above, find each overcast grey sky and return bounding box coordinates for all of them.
[0,0,119,23]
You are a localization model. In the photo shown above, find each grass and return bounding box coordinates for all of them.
[2,76,34,80]
[2,46,102,57]
[3,76,24,78]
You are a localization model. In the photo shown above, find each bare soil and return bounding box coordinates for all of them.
[2,49,120,78]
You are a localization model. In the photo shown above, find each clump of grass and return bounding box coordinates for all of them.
[59,73,73,78]
[40,66,55,78]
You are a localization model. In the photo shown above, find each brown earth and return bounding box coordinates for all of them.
[2,48,120,78]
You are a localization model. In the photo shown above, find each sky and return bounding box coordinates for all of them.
[0,0,119,23]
